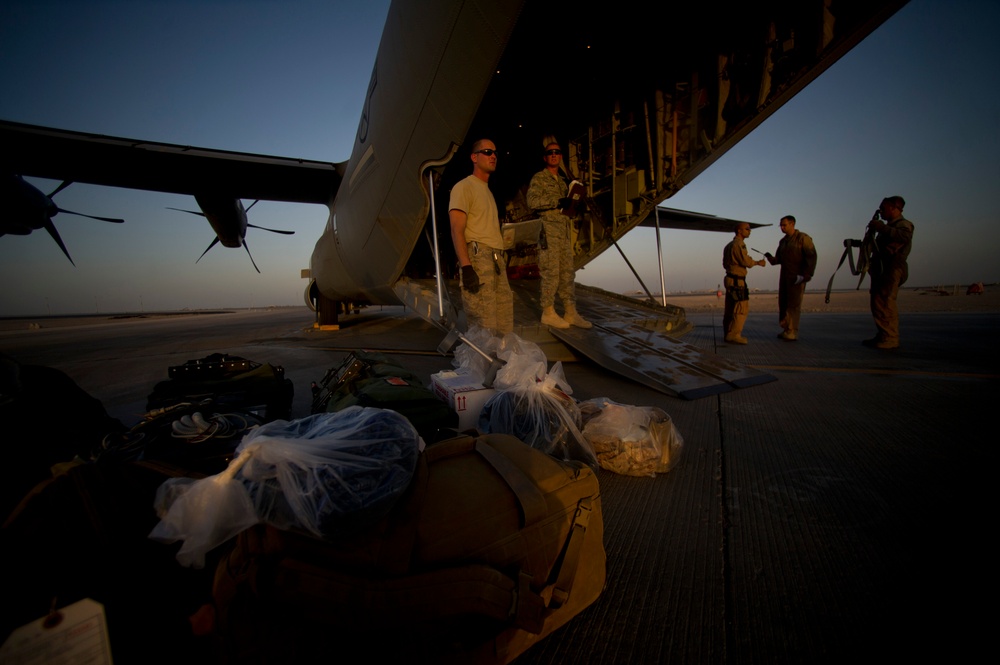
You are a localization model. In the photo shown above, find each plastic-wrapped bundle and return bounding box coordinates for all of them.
[237,407,422,535]
[150,406,422,568]
[579,398,684,477]
[477,334,596,467]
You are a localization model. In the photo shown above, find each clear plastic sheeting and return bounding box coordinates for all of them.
[579,398,684,477]
[149,406,423,568]
[478,333,597,468]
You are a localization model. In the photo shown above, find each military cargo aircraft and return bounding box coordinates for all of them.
[0,0,908,398]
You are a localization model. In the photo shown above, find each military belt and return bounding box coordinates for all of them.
[469,241,506,275]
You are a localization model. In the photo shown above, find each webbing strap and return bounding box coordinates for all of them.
[273,559,546,631]
[825,244,856,304]
[825,228,877,303]
[474,439,548,527]
[548,496,594,609]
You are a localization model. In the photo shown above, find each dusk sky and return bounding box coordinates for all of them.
[1,0,997,316]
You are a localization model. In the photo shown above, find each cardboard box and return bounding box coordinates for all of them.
[430,368,497,431]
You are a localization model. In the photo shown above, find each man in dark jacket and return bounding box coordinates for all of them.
[765,215,817,341]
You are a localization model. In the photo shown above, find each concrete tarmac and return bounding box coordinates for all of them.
[1,305,996,663]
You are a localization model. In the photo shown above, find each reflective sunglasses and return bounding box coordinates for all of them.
[476,148,497,156]
[545,149,562,156]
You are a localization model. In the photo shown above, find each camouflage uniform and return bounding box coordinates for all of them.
[722,236,757,340]
[768,230,817,336]
[869,216,913,345]
[449,174,513,334]
[526,169,575,310]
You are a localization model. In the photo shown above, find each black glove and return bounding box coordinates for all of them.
[558,197,570,209]
[461,265,480,294]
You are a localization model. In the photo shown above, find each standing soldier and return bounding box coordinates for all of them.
[765,215,817,341]
[722,222,766,344]
[863,196,913,349]
[526,137,591,329]
[449,139,514,335]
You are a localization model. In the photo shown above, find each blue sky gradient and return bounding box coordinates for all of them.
[1,0,997,315]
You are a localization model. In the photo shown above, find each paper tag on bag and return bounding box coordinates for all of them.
[0,598,113,665]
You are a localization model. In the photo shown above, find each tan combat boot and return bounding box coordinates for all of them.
[541,306,571,329]
[563,304,593,329]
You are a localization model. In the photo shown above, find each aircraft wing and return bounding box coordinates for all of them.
[0,120,345,205]
[638,207,771,234]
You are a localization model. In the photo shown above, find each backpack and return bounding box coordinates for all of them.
[147,353,293,422]
[315,350,459,442]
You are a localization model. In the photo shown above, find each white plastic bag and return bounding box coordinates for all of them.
[149,455,259,568]
[150,406,422,568]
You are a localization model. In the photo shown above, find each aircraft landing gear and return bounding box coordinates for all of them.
[306,280,340,330]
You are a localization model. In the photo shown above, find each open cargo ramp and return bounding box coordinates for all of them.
[553,285,776,400]
[394,278,775,399]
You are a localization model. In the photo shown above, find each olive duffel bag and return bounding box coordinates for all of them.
[211,432,606,664]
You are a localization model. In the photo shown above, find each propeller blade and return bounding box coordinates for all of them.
[167,207,206,217]
[42,218,75,266]
[242,238,261,273]
[196,237,221,263]
[56,208,125,224]
[248,223,294,235]
[48,180,73,198]
[45,180,124,223]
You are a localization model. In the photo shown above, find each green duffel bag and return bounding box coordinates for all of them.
[323,351,460,442]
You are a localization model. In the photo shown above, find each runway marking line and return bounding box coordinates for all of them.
[752,364,999,379]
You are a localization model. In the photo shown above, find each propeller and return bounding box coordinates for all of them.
[2,177,125,266]
[167,199,294,273]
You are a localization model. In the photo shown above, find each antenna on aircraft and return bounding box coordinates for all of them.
[1,175,124,266]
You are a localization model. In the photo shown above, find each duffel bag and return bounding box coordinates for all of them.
[211,432,605,664]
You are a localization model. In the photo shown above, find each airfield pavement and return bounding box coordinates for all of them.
[656,284,1000,314]
[0,287,997,663]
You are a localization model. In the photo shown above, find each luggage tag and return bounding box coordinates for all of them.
[0,598,113,665]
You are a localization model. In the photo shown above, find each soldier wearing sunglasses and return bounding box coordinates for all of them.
[448,139,514,335]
